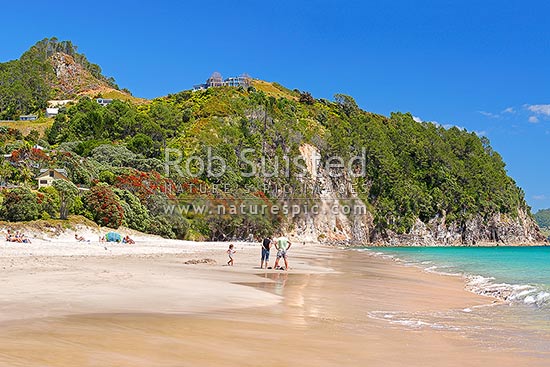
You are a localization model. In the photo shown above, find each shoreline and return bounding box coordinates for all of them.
[1,240,549,366]
[0,238,511,322]
[2,217,547,250]
[361,246,550,307]
[344,241,549,247]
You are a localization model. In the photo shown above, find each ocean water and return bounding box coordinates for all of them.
[364,246,550,307]
[362,246,550,356]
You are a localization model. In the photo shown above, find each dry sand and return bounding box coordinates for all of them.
[0,236,548,366]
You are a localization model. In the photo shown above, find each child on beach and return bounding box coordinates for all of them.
[227,244,236,266]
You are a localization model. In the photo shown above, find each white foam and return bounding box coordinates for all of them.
[464,276,550,308]
[390,319,432,328]
[367,311,462,331]
[356,248,550,309]
[524,292,550,306]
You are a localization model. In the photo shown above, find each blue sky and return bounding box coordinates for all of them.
[1,0,549,210]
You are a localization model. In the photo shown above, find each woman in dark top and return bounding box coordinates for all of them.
[261,237,272,269]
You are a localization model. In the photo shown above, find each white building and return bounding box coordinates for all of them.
[19,115,37,121]
[36,168,69,189]
[46,108,59,118]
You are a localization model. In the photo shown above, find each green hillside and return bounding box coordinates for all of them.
[534,209,550,235]
[0,39,535,242]
[0,38,124,120]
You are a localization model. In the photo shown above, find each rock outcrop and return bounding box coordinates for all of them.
[376,209,544,246]
[49,52,110,96]
[289,144,545,246]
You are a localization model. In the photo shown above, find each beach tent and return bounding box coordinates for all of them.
[105,232,122,242]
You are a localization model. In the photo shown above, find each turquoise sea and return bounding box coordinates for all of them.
[361,246,550,355]
[365,246,550,307]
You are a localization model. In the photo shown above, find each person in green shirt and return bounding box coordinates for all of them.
[273,235,292,270]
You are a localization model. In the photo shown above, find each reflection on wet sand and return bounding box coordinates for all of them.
[0,250,549,367]
[248,271,312,325]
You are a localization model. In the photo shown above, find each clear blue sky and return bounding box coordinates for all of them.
[1,0,549,211]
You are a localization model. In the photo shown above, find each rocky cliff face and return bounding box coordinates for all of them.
[48,52,110,96]
[375,208,544,246]
[289,144,545,246]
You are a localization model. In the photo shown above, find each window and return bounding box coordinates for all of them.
[49,171,54,177]
[40,180,48,185]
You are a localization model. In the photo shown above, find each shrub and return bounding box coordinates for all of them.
[299,91,315,105]
[75,140,112,157]
[99,170,116,185]
[147,215,189,239]
[38,186,60,219]
[84,183,124,228]
[72,196,92,219]
[112,188,150,232]
[91,144,137,166]
[0,188,40,221]
[115,170,176,203]
[127,133,159,158]
[52,180,79,220]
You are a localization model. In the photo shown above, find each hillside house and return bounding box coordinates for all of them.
[193,72,251,91]
[224,75,250,87]
[96,98,113,107]
[46,108,59,118]
[19,115,37,121]
[36,168,69,189]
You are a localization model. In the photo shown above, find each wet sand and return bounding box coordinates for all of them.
[0,245,548,366]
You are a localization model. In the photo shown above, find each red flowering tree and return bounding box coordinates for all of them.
[115,169,176,202]
[84,183,124,228]
[10,147,50,166]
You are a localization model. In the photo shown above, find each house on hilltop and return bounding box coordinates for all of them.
[224,75,251,87]
[193,72,251,91]
[96,98,113,107]
[206,72,224,88]
[36,168,69,189]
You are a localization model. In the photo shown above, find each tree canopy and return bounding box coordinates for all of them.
[0,46,534,240]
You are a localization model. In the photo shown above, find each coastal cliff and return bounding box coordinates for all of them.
[291,144,544,246]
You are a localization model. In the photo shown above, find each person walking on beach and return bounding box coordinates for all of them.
[227,244,236,266]
[273,235,291,271]
[261,237,272,269]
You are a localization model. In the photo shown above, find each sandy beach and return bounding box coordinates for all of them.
[0,237,549,366]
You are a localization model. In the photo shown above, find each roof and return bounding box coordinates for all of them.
[36,168,69,179]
